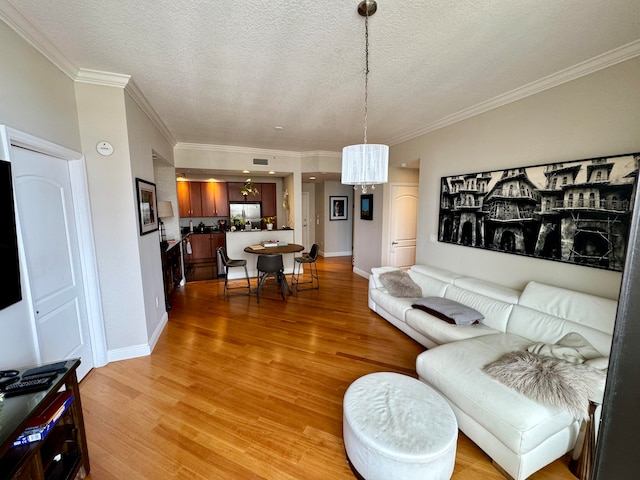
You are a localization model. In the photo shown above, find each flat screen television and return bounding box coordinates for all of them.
[0,158,22,310]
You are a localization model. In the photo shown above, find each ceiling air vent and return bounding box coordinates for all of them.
[253,158,269,166]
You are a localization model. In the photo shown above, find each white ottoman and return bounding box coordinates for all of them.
[343,372,458,480]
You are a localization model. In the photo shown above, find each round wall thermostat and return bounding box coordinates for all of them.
[96,141,114,156]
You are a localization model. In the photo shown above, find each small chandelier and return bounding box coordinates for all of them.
[341,0,389,194]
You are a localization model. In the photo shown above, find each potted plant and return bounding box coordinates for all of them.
[262,216,275,231]
[240,178,259,196]
[230,214,244,230]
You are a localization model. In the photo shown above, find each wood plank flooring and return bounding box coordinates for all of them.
[80,256,577,479]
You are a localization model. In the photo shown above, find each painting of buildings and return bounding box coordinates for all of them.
[438,153,639,271]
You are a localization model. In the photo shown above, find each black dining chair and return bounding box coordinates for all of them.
[217,247,250,296]
[291,243,320,291]
[256,254,286,303]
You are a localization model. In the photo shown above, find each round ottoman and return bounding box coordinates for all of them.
[343,372,458,480]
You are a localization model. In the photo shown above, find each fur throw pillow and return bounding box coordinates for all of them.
[482,350,605,419]
[379,270,422,298]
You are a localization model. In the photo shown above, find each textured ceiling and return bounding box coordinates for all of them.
[2,0,640,157]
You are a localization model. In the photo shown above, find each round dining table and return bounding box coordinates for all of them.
[243,243,305,255]
[243,243,304,296]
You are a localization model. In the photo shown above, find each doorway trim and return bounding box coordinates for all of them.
[0,126,108,368]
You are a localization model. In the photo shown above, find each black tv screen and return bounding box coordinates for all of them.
[0,159,22,310]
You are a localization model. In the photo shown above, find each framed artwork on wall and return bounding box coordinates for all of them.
[136,178,159,235]
[361,194,373,220]
[330,196,348,221]
[437,152,639,271]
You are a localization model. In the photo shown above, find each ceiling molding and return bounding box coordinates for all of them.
[388,39,640,146]
[300,151,342,158]
[0,2,78,79]
[175,142,306,158]
[75,68,130,88]
[124,79,176,146]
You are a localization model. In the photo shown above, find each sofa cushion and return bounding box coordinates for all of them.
[406,308,499,344]
[416,334,578,455]
[482,350,605,419]
[370,266,403,289]
[412,297,484,325]
[511,281,617,357]
[453,277,520,304]
[408,265,462,284]
[379,270,422,298]
[443,284,515,332]
[407,270,451,298]
[369,288,415,323]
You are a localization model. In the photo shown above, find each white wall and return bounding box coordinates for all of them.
[125,91,175,350]
[391,57,640,299]
[353,189,383,275]
[353,166,420,275]
[0,22,82,369]
[323,181,353,256]
[74,82,150,357]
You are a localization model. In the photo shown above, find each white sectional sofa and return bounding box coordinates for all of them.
[368,264,617,480]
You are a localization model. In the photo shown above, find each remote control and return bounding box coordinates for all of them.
[1,376,54,397]
[21,361,67,378]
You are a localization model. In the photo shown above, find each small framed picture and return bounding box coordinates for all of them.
[330,196,348,221]
[136,178,158,235]
[360,194,373,220]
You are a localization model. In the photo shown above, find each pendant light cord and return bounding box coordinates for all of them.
[363,8,369,146]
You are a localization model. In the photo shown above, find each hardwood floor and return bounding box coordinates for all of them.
[80,256,577,479]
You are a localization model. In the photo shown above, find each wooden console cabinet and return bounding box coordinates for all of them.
[162,242,183,309]
[0,359,89,480]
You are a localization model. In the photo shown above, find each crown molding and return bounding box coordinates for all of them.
[75,68,130,88]
[0,1,78,79]
[175,142,305,158]
[300,150,342,158]
[388,39,640,146]
[175,143,341,158]
[124,79,176,146]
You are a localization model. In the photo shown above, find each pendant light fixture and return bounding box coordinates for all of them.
[341,0,389,194]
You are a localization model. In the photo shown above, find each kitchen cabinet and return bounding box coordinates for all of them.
[260,183,277,218]
[212,182,229,216]
[177,181,229,217]
[185,233,225,281]
[227,182,262,202]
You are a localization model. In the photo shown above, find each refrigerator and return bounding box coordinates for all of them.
[229,202,262,228]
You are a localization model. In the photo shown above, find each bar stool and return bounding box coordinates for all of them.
[291,244,319,291]
[217,247,250,296]
[256,254,286,303]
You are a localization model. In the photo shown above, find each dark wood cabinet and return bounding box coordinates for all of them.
[177,181,192,217]
[213,182,229,216]
[185,233,225,281]
[177,181,229,217]
[0,359,89,480]
[260,183,277,218]
[227,182,249,202]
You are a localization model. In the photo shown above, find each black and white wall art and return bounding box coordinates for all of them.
[438,152,639,271]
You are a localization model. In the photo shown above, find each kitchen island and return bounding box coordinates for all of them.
[225,229,297,279]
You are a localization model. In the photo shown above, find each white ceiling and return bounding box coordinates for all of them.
[2,0,640,160]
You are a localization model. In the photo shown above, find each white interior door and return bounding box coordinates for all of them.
[389,184,418,267]
[11,146,94,379]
